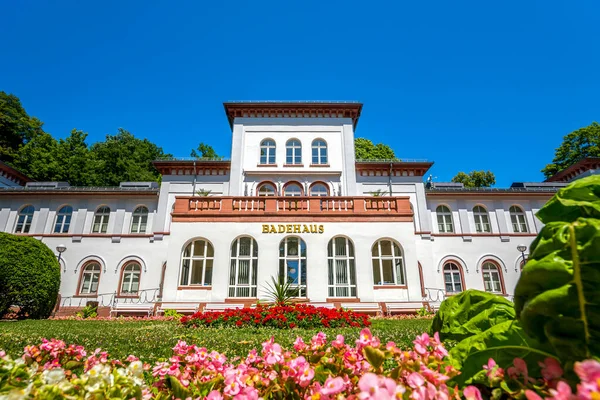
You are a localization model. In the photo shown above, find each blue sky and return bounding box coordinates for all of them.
[2,1,598,187]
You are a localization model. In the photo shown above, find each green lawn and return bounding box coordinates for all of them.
[0,319,431,363]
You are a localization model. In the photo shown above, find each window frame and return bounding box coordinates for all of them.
[443,261,465,294]
[327,236,357,298]
[130,206,149,234]
[92,206,111,234]
[309,182,329,196]
[278,236,307,297]
[257,182,277,196]
[119,262,142,296]
[481,261,505,294]
[285,139,302,165]
[53,205,73,234]
[179,238,214,287]
[371,239,406,287]
[509,205,529,233]
[14,205,34,233]
[436,205,454,233]
[473,205,491,233]
[259,139,276,165]
[283,182,304,197]
[229,236,259,298]
[77,262,102,296]
[311,139,328,165]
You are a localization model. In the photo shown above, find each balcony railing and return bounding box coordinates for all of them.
[173,196,413,221]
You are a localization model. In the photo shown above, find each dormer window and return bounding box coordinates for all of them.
[260,139,276,165]
[286,139,302,165]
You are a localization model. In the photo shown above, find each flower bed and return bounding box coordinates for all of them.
[1,329,598,399]
[181,303,371,329]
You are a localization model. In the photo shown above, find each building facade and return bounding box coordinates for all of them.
[0,102,568,314]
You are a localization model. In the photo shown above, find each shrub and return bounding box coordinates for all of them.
[163,309,183,318]
[181,303,371,329]
[0,233,60,319]
[76,304,98,319]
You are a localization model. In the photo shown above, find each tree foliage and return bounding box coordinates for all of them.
[0,91,45,164]
[451,171,496,187]
[0,232,61,319]
[191,142,221,159]
[542,122,600,178]
[354,138,396,160]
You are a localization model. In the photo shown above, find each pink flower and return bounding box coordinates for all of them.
[332,334,345,348]
[574,360,600,397]
[310,332,327,348]
[508,357,531,382]
[407,372,425,388]
[547,381,574,400]
[206,390,224,400]
[261,337,283,365]
[357,328,375,348]
[293,337,306,351]
[463,386,482,400]
[357,373,399,399]
[320,376,345,396]
[525,390,543,400]
[224,379,241,396]
[483,358,504,380]
[413,333,430,355]
[539,357,563,381]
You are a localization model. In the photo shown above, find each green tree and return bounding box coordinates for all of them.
[451,171,496,188]
[354,138,396,160]
[10,131,61,182]
[55,129,97,186]
[542,122,600,178]
[0,91,45,163]
[89,128,171,186]
[191,142,221,159]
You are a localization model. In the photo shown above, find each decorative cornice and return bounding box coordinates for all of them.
[545,157,600,182]
[355,161,434,178]
[223,102,363,129]
[152,160,231,176]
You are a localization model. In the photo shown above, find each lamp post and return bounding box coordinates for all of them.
[517,244,527,271]
[56,244,67,272]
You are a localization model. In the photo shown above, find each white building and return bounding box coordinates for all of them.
[0,102,573,315]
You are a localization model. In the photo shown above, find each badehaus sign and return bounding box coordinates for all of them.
[262,224,325,234]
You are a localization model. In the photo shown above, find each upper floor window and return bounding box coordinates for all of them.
[509,206,528,233]
[436,205,454,233]
[79,262,101,295]
[286,139,302,165]
[310,182,329,196]
[15,205,34,233]
[180,239,214,286]
[284,183,303,197]
[92,206,110,233]
[311,139,328,165]
[54,205,73,233]
[327,236,357,298]
[120,262,141,295]
[229,236,258,297]
[371,239,406,286]
[473,206,491,233]
[260,139,276,165]
[443,262,464,293]
[482,261,504,293]
[279,237,307,297]
[131,206,149,233]
[257,182,277,196]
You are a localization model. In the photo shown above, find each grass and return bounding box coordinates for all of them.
[0,319,431,363]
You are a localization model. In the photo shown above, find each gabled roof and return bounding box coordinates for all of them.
[0,161,33,186]
[545,157,600,182]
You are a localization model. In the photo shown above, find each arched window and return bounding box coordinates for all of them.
[311,139,328,165]
[436,205,454,233]
[309,182,329,196]
[279,237,307,297]
[260,139,276,165]
[92,206,110,233]
[482,262,504,293]
[229,237,258,297]
[79,262,101,295]
[257,182,277,196]
[509,206,528,233]
[180,239,214,286]
[284,182,303,196]
[286,139,302,165]
[473,206,491,233]
[130,206,149,233]
[54,205,73,233]
[371,239,406,285]
[15,205,34,233]
[120,262,141,295]
[327,236,357,297]
[443,262,464,293]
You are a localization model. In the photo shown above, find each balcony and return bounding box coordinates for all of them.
[172,196,413,222]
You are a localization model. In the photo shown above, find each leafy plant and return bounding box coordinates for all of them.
[76,304,98,319]
[262,275,299,305]
[369,189,388,197]
[416,306,433,317]
[195,188,212,196]
[163,309,183,318]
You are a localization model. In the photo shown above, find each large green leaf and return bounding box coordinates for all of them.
[536,175,600,223]
[432,290,516,343]
[514,218,600,362]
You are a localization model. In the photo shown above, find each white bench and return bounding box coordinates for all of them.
[156,302,199,315]
[203,303,245,312]
[110,302,154,317]
[340,302,382,315]
[385,302,424,316]
[307,302,336,309]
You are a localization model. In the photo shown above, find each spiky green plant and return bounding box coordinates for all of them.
[262,275,299,306]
